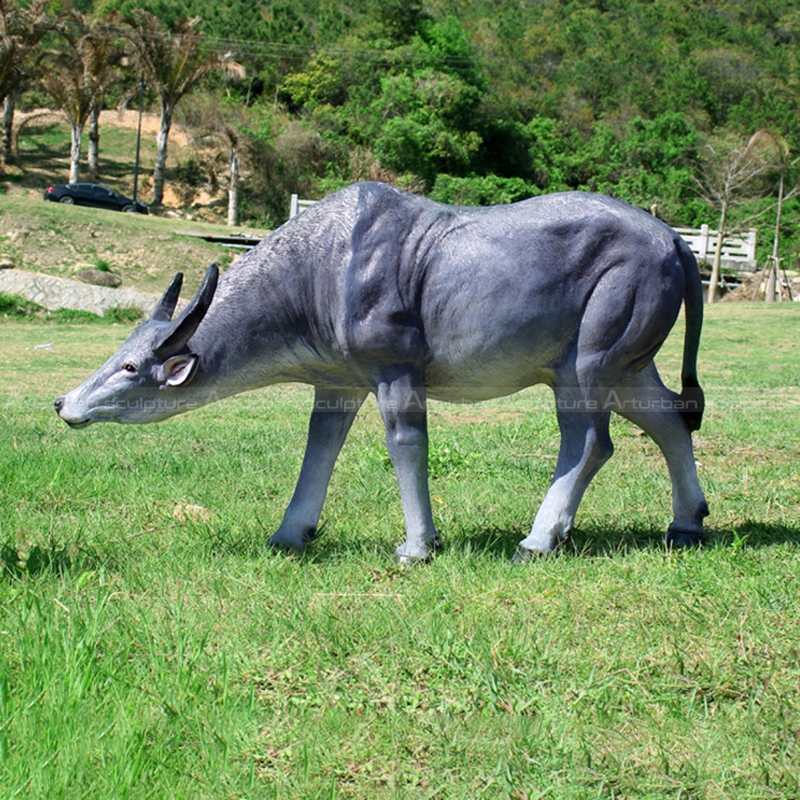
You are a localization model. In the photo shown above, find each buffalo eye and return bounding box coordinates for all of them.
[122,362,138,374]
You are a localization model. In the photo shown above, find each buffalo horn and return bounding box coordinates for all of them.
[154,264,219,357]
[151,272,184,321]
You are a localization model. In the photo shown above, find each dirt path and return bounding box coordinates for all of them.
[99,109,192,147]
[11,107,192,147]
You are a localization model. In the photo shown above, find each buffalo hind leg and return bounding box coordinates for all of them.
[616,364,708,546]
[376,370,440,564]
[517,394,613,559]
[270,386,367,551]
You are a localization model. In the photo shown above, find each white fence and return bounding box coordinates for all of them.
[674,225,757,271]
[289,194,317,218]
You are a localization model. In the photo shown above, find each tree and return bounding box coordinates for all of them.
[48,11,123,182]
[280,13,487,189]
[40,42,95,184]
[0,0,52,172]
[41,12,120,184]
[223,125,239,227]
[695,133,773,303]
[84,18,125,181]
[122,11,244,205]
[747,130,800,302]
[371,69,483,186]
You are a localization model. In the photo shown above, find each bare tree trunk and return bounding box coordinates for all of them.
[152,101,173,205]
[227,149,239,227]
[765,261,777,302]
[88,102,102,181]
[765,171,785,303]
[69,123,82,184]
[707,204,728,303]
[2,93,17,170]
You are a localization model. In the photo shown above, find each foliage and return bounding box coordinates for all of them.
[120,10,245,204]
[370,70,483,184]
[5,0,800,255]
[38,10,122,184]
[0,0,53,170]
[0,290,39,317]
[0,0,52,104]
[103,305,143,323]
[429,174,540,206]
[0,291,142,322]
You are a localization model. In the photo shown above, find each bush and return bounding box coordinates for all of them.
[104,306,144,324]
[0,293,142,324]
[48,308,103,323]
[429,174,540,206]
[0,292,40,318]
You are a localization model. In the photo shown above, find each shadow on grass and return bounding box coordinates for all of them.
[67,519,798,571]
[201,522,427,566]
[198,523,676,564]
[443,522,800,561]
[1,541,103,580]
[202,526,271,559]
[8,122,139,191]
[728,521,800,549]
[445,525,667,560]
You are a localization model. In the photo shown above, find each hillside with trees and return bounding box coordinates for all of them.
[3,0,800,290]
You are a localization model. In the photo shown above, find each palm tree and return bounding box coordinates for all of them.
[41,12,123,184]
[0,0,52,171]
[82,17,125,181]
[123,12,244,206]
[222,125,240,227]
[41,53,94,184]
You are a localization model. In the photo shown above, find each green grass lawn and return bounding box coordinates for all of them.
[1,304,799,798]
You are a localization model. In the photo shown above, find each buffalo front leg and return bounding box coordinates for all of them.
[376,371,439,564]
[270,386,367,551]
[517,395,613,559]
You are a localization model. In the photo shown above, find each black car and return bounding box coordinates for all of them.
[44,183,149,214]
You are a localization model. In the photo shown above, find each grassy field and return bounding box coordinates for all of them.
[1,303,799,798]
[0,192,269,297]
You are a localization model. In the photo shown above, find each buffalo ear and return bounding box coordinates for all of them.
[160,354,199,387]
[151,272,184,321]
[154,264,219,358]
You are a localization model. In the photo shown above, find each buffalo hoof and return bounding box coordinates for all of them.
[392,550,429,567]
[269,526,316,552]
[664,526,704,549]
[392,537,439,566]
[512,545,557,564]
[512,547,535,564]
[514,531,568,563]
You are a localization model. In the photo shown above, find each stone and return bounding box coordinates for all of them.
[0,268,185,318]
[75,269,123,288]
[0,256,14,269]
[8,228,31,243]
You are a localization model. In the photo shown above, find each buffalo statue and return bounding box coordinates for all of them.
[55,182,708,562]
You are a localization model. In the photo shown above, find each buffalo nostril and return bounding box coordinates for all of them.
[54,397,64,414]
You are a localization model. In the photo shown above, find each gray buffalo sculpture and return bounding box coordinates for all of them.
[55,181,708,562]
